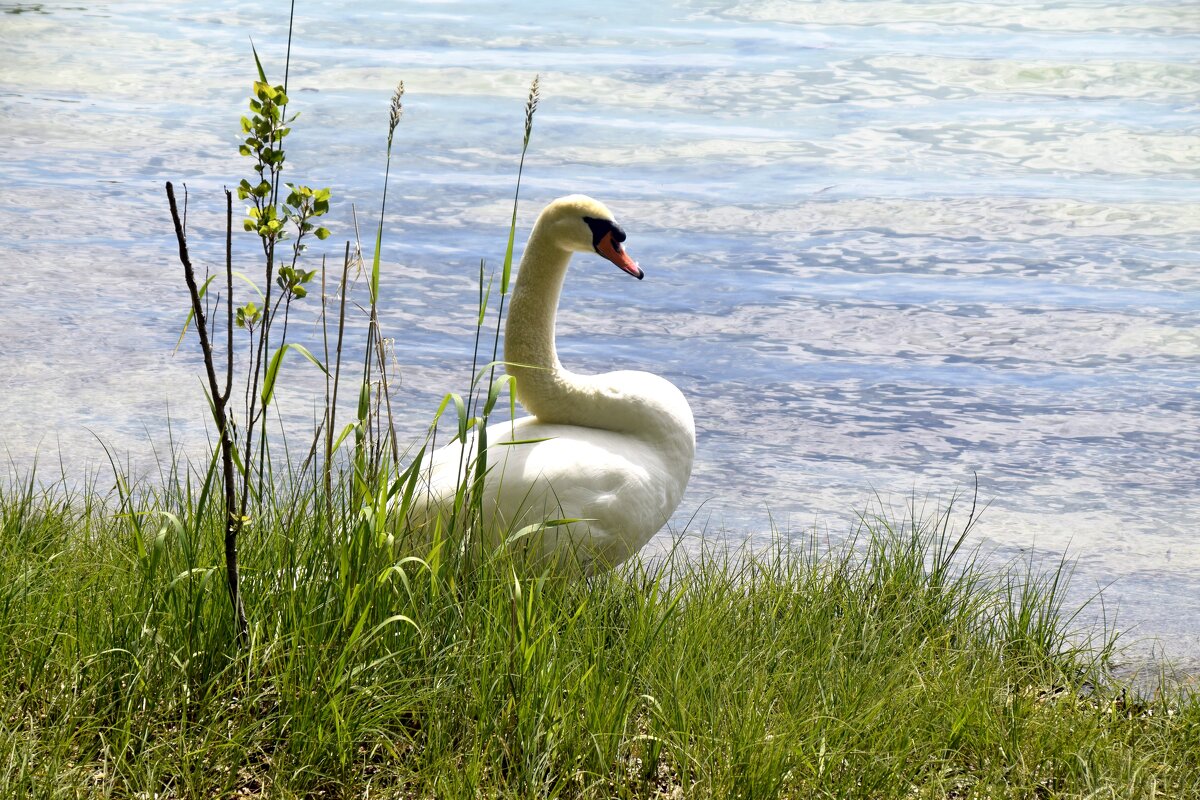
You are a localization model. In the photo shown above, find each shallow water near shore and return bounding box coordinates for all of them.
[1,1,1198,670]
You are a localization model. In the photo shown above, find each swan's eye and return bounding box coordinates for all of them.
[583,215,625,250]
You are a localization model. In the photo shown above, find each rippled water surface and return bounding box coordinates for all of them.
[2,1,1198,667]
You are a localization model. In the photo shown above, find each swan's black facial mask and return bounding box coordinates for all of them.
[583,216,644,280]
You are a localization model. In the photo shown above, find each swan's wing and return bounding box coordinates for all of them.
[399,416,682,570]
[482,420,679,567]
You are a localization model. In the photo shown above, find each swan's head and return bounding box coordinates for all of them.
[536,194,644,280]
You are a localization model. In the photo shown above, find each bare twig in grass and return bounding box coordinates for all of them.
[165,181,248,643]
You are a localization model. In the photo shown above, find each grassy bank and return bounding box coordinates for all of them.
[1,467,1197,799]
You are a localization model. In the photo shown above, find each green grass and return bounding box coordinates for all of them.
[1,462,1197,799]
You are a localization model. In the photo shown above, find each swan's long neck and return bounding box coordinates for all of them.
[505,224,568,387]
[504,223,597,425]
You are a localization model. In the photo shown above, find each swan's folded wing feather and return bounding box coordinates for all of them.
[398,417,676,570]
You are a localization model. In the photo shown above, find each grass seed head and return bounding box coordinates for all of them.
[523,74,540,146]
[388,81,405,146]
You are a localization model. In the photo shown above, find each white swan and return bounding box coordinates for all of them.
[403,195,695,574]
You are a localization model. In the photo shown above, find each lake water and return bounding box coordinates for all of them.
[2,1,1198,672]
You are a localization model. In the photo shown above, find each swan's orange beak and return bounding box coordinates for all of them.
[596,231,644,280]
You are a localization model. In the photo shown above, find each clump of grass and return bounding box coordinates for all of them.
[1,465,1197,798]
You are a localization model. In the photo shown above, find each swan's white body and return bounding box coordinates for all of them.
[404,195,694,573]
